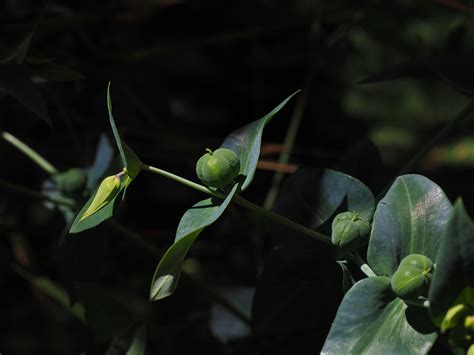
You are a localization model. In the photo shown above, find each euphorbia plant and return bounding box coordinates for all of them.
[62,82,474,354]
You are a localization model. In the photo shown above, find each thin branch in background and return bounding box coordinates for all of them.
[2,131,59,175]
[433,0,471,12]
[0,179,76,207]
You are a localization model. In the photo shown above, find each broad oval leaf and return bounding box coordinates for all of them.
[429,199,474,325]
[322,276,437,355]
[368,174,452,277]
[273,167,375,229]
[69,176,132,233]
[220,91,299,190]
[149,184,239,301]
[107,83,142,179]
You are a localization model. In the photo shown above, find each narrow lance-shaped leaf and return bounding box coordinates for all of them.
[429,199,474,325]
[150,184,239,301]
[368,174,452,277]
[322,277,437,355]
[107,83,142,179]
[221,91,299,190]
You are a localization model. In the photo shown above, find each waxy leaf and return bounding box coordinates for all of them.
[322,277,437,354]
[429,200,474,325]
[150,184,239,301]
[107,83,142,179]
[273,167,375,230]
[69,175,131,233]
[221,91,299,190]
[368,175,452,277]
[126,325,146,355]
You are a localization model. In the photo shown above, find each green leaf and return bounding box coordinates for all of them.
[273,167,375,229]
[126,325,146,355]
[69,175,131,233]
[429,199,474,325]
[322,276,437,355]
[13,265,85,322]
[0,31,34,64]
[79,175,121,221]
[107,83,142,179]
[368,174,452,277]
[220,91,299,190]
[150,184,239,301]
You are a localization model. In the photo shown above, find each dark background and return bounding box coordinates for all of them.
[1,0,474,354]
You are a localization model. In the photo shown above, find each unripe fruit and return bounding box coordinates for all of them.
[391,265,429,300]
[55,168,87,195]
[196,148,240,189]
[399,254,433,272]
[331,211,371,250]
[391,254,433,301]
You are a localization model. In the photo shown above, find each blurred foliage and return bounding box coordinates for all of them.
[1,0,474,354]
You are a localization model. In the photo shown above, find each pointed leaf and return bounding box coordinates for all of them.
[107,83,142,178]
[0,64,50,124]
[429,200,474,325]
[69,176,132,233]
[322,277,437,355]
[368,175,452,277]
[221,91,299,190]
[150,184,239,301]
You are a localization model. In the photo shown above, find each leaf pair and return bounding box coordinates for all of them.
[323,175,453,354]
[69,84,142,233]
[149,92,299,301]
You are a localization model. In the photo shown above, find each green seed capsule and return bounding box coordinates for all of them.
[331,211,371,250]
[391,265,429,300]
[399,254,433,273]
[196,148,240,189]
[80,175,121,221]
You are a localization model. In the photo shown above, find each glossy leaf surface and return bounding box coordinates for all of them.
[368,174,452,277]
[430,200,474,325]
[322,277,436,355]
[220,91,298,190]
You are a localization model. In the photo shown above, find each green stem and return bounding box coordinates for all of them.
[143,164,332,244]
[2,131,59,175]
[0,179,76,207]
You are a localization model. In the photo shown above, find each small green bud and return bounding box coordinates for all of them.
[79,175,121,221]
[196,148,240,189]
[55,168,87,195]
[331,211,371,250]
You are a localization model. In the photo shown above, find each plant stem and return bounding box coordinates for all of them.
[0,179,76,207]
[143,164,332,244]
[233,195,332,244]
[2,132,59,175]
[106,218,251,325]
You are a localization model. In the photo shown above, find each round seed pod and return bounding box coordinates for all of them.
[399,254,433,273]
[331,211,371,250]
[391,265,430,300]
[196,148,240,189]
